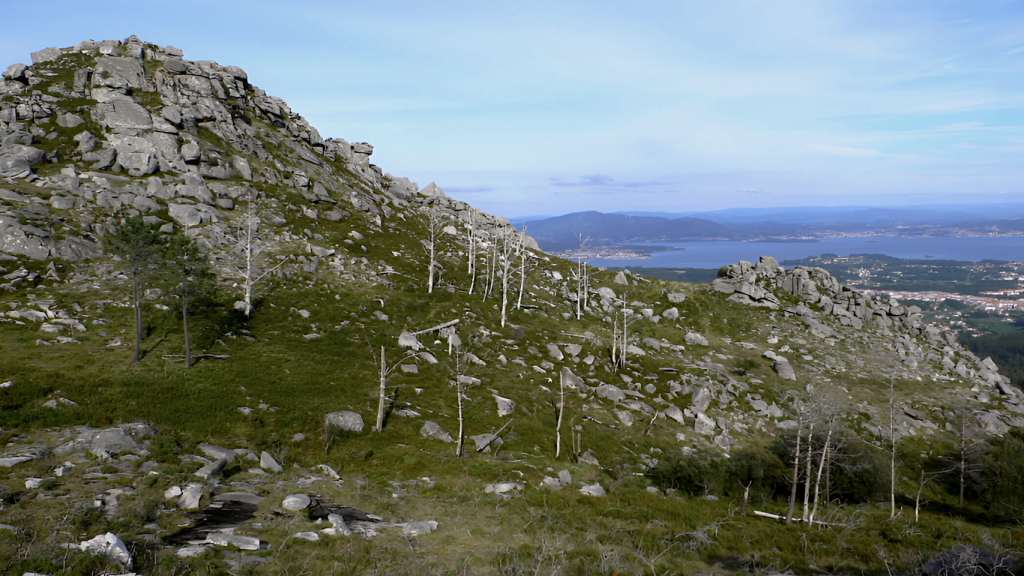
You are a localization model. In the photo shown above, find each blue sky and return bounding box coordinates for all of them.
[5,1,1024,218]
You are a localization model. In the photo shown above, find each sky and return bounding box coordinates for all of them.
[4,1,1024,219]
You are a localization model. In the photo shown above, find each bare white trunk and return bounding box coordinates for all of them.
[582,262,588,311]
[487,245,497,298]
[555,370,565,458]
[243,193,256,316]
[786,427,801,524]
[376,346,387,432]
[467,217,476,295]
[808,428,831,526]
[890,378,897,519]
[456,382,465,458]
[611,315,618,368]
[915,469,924,523]
[455,351,465,458]
[803,424,814,521]
[428,243,435,294]
[621,302,629,366]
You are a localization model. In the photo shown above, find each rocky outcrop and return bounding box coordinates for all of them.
[0,35,534,263]
[716,256,1020,405]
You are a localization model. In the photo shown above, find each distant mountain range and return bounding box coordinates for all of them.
[519,204,1024,251]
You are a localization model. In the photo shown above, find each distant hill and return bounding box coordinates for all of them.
[522,206,1024,247]
[521,211,732,248]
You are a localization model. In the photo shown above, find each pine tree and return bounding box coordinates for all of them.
[164,234,214,369]
[105,217,162,365]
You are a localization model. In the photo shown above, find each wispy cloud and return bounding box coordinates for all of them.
[807,144,882,157]
[737,189,769,194]
[550,174,670,188]
[912,99,997,113]
[445,186,493,194]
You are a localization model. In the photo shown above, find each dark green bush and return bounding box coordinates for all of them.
[648,447,728,495]
[978,428,1024,517]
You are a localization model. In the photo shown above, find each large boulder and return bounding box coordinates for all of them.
[0,218,49,260]
[684,332,708,346]
[0,156,31,178]
[493,394,515,417]
[3,63,27,82]
[168,204,202,227]
[90,428,141,457]
[773,359,796,381]
[325,410,364,434]
[0,144,46,166]
[595,384,626,402]
[31,47,63,65]
[420,421,453,442]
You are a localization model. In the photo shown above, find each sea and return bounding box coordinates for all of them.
[588,236,1024,270]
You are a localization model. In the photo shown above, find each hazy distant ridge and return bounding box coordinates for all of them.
[521,205,1024,250]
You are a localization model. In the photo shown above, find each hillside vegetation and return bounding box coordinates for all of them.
[0,37,1022,575]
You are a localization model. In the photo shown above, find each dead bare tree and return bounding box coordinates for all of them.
[421,207,444,294]
[555,367,581,458]
[571,234,594,320]
[575,234,585,320]
[786,424,802,525]
[227,188,289,317]
[808,422,833,526]
[943,400,987,507]
[483,239,497,300]
[516,228,536,311]
[802,422,815,522]
[888,376,898,519]
[612,297,637,371]
[498,229,523,328]
[466,214,477,295]
[373,345,419,432]
[785,395,810,525]
[449,346,476,458]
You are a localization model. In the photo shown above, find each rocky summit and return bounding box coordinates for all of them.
[0,37,1022,575]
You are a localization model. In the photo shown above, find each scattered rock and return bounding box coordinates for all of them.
[773,359,796,380]
[494,394,516,416]
[90,428,141,457]
[194,458,227,480]
[403,520,438,536]
[179,484,204,509]
[684,332,708,346]
[206,532,262,551]
[260,451,283,472]
[420,421,454,442]
[485,482,523,495]
[282,494,312,511]
[79,532,132,568]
